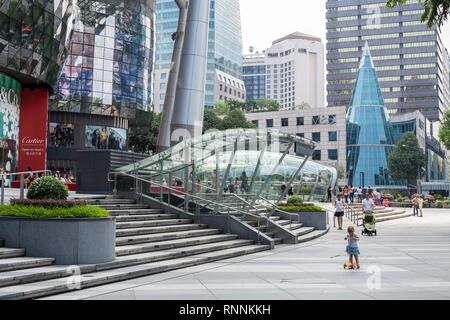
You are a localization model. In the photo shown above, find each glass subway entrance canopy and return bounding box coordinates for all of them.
[116,129,337,208]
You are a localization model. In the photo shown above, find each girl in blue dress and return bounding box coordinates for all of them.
[345,226,360,269]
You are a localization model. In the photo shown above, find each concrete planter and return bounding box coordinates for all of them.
[275,210,328,230]
[0,216,116,265]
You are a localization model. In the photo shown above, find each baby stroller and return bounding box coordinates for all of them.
[362,210,377,236]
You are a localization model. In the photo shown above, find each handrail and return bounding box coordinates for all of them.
[110,171,266,243]
[0,170,52,204]
[109,171,261,221]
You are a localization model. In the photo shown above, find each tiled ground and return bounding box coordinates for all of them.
[41,207,450,300]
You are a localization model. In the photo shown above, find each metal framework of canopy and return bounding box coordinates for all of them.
[115,129,338,211]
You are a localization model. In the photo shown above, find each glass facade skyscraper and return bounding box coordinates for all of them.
[50,0,155,117]
[346,43,397,187]
[326,0,450,121]
[154,0,243,110]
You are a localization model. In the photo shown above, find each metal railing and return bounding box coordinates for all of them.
[0,170,52,204]
[109,171,270,244]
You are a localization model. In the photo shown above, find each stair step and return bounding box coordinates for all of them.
[0,245,270,300]
[297,227,330,243]
[100,240,255,271]
[115,234,239,256]
[269,216,280,221]
[97,204,150,210]
[375,212,414,222]
[0,248,25,259]
[116,228,221,246]
[107,209,165,216]
[0,265,70,288]
[273,238,283,245]
[0,257,55,272]
[288,223,303,231]
[115,214,179,222]
[276,220,291,226]
[293,227,316,237]
[88,199,137,205]
[116,224,208,237]
[116,219,193,229]
[242,220,257,227]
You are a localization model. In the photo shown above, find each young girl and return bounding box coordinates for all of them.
[345,226,360,269]
[334,194,345,230]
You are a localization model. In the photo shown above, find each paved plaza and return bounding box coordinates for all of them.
[41,207,450,300]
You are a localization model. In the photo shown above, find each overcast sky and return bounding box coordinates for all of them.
[240,0,450,54]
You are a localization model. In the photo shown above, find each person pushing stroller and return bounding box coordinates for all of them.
[361,193,376,236]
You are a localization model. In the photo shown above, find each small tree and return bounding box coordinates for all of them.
[386,0,450,28]
[213,100,229,115]
[438,109,450,149]
[387,132,427,188]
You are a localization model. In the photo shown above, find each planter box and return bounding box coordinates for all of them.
[275,210,327,230]
[0,216,116,265]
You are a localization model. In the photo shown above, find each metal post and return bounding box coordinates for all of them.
[248,140,294,209]
[168,171,172,209]
[159,161,164,201]
[248,141,267,193]
[218,138,238,202]
[19,174,24,199]
[1,175,4,204]
[269,155,310,217]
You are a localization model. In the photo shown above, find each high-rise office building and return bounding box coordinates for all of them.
[154,0,243,112]
[326,0,450,121]
[243,32,325,109]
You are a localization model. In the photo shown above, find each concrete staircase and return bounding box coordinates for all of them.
[350,205,413,223]
[0,196,270,300]
[242,215,328,244]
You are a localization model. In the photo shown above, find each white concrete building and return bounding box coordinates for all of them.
[245,107,347,170]
[243,32,325,109]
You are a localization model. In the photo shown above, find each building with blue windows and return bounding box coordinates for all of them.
[346,42,397,187]
[47,0,156,172]
[153,0,243,111]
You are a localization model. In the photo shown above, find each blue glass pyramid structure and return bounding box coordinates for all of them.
[346,42,398,187]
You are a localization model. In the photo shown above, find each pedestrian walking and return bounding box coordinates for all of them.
[417,195,424,217]
[343,185,349,203]
[327,186,332,202]
[334,194,345,230]
[412,195,418,216]
[349,184,355,203]
[345,226,360,269]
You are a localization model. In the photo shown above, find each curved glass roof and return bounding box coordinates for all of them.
[116,128,337,205]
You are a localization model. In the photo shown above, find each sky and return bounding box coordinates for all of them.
[239,0,450,54]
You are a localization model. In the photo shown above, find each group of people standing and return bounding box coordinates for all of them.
[327,185,383,206]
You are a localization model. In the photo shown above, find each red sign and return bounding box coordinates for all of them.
[18,88,49,172]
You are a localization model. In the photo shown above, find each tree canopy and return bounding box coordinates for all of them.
[438,109,450,149]
[386,0,450,28]
[387,132,427,184]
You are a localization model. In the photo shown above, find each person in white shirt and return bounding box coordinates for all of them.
[362,194,374,213]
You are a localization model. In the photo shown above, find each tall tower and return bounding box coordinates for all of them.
[346,42,397,187]
[326,0,450,121]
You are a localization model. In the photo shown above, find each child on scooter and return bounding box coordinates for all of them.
[345,226,360,269]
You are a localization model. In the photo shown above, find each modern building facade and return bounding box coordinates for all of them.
[0,0,76,176]
[154,0,243,111]
[47,0,156,172]
[214,69,246,103]
[346,43,397,187]
[326,0,450,121]
[245,107,347,170]
[243,32,325,109]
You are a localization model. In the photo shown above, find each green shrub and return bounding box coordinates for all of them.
[299,187,313,195]
[434,194,444,201]
[278,205,323,212]
[27,176,69,200]
[286,195,304,204]
[10,199,88,208]
[435,200,444,208]
[0,205,108,218]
